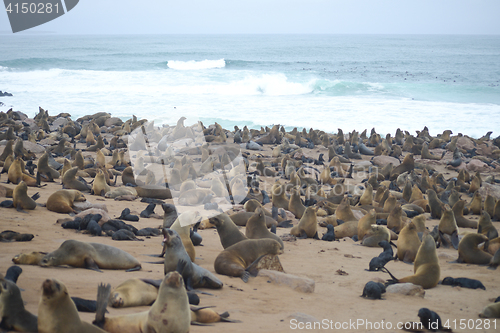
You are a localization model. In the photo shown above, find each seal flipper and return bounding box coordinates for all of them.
[450,230,459,250]
[277,220,293,228]
[125,265,142,272]
[313,231,320,240]
[218,311,242,323]
[31,192,40,201]
[84,257,102,272]
[241,271,250,283]
[244,253,268,280]
[93,283,111,328]
[298,230,308,239]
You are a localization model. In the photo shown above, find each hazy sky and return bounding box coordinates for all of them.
[2,0,500,34]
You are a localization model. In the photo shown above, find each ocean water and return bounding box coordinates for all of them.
[0,34,499,138]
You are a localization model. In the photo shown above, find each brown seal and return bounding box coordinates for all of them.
[271,183,289,210]
[245,208,284,249]
[438,205,459,249]
[46,189,86,214]
[469,191,482,215]
[357,209,377,241]
[359,183,373,206]
[62,166,92,192]
[479,302,500,318]
[13,181,37,211]
[214,238,282,282]
[92,170,111,196]
[288,187,306,219]
[109,278,159,308]
[37,152,60,180]
[135,185,172,199]
[162,228,222,290]
[12,251,47,265]
[93,271,191,333]
[7,157,37,186]
[387,204,404,233]
[334,221,358,239]
[452,200,477,228]
[37,278,106,333]
[290,206,318,239]
[361,225,391,247]
[121,166,137,186]
[335,196,357,221]
[427,189,444,219]
[478,211,498,239]
[167,212,197,262]
[387,233,440,289]
[229,211,278,228]
[40,239,141,271]
[390,153,414,179]
[397,222,421,262]
[0,274,38,332]
[457,233,492,265]
[209,213,247,249]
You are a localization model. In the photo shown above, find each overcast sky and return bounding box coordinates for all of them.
[1,0,500,34]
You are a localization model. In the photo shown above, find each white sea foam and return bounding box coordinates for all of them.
[167,59,226,70]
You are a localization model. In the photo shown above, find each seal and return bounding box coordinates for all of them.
[245,208,284,249]
[361,281,386,300]
[334,221,358,239]
[121,166,137,186]
[40,239,141,271]
[135,185,172,199]
[386,233,440,289]
[37,278,107,333]
[288,187,306,219]
[361,225,391,247]
[367,240,395,271]
[12,251,47,265]
[271,183,289,210]
[469,191,482,215]
[62,166,92,192]
[440,277,485,290]
[229,211,278,228]
[7,157,37,186]
[438,205,459,249]
[357,209,377,241]
[290,206,319,239]
[479,302,500,318]
[214,238,282,282]
[162,228,223,290]
[335,196,358,222]
[109,278,159,308]
[457,233,492,265]
[93,271,191,333]
[390,153,414,179]
[478,211,498,240]
[12,181,38,211]
[46,189,86,214]
[397,222,421,263]
[0,274,38,332]
[92,170,111,196]
[208,213,247,249]
[37,152,60,181]
[452,200,477,228]
[427,189,444,219]
[166,212,198,262]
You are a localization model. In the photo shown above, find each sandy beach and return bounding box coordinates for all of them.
[1,110,500,333]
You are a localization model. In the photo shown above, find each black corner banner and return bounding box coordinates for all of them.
[4,0,79,33]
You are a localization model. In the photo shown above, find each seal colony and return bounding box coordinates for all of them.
[0,108,499,331]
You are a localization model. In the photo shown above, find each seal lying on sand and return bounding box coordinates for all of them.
[40,239,141,271]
